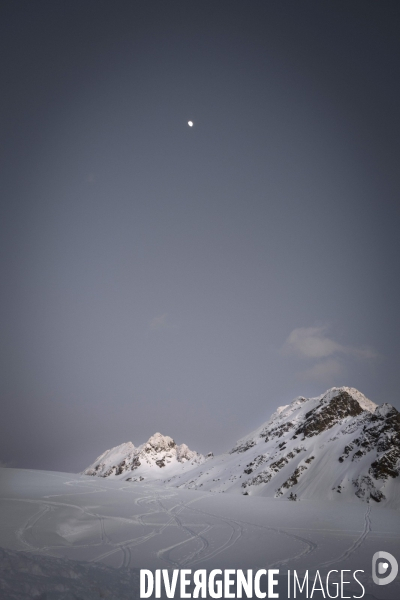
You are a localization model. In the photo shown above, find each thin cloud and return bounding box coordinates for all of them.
[282,325,379,383]
[283,325,378,361]
[283,326,342,359]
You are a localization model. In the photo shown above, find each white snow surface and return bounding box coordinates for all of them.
[1,468,400,599]
[7,386,396,598]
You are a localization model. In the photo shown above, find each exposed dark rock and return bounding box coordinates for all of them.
[353,475,386,502]
[261,421,293,440]
[276,465,308,497]
[338,404,400,482]
[296,391,364,438]
[230,440,256,454]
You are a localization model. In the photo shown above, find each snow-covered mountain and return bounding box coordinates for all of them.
[166,387,400,509]
[82,432,206,481]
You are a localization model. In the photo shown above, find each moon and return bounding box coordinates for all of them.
[188,121,193,127]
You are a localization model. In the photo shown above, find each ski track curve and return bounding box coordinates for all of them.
[161,496,244,568]
[6,497,114,556]
[178,496,317,569]
[318,504,371,569]
[16,504,52,551]
[4,486,346,571]
[89,494,188,566]
[154,497,211,568]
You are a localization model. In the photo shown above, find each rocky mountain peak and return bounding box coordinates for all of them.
[320,387,377,413]
[145,433,176,452]
[82,433,205,481]
[165,387,400,509]
[295,389,364,439]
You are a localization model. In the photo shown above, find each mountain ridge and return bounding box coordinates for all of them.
[82,432,206,481]
[165,387,400,509]
[82,387,400,509]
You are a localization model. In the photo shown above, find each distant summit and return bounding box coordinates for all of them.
[166,387,400,509]
[82,432,205,481]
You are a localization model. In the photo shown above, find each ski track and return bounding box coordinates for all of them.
[88,494,190,566]
[173,496,316,569]
[266,529,317,569]
[16,504,52,551]
[11,490,316,569]
[4,485,372,572]
[6,497,119,556]
[171,499,245,567]
[9,489,236,569]
[154,497,213,568]
[318,504,372,569]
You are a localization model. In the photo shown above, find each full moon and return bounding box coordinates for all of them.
[188,121,193,127]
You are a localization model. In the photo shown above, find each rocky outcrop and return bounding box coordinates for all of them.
[295,390,363,438]
[82,432,205,481]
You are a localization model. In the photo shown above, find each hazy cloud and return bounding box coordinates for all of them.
[283,325,378,361]
[283,326,341,359]
[149,313,168,331]
[283,325,378,383]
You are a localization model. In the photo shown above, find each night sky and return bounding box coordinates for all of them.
[1,1,400,472]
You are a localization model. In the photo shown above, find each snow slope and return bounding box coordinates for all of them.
[0,546,139,600]
[82,432,205,481]
[1,468,400,598]
[166,387,400,509]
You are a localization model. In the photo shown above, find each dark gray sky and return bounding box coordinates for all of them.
[1,1,400,472]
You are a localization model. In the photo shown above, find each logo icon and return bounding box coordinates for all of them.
[372,551,398,586]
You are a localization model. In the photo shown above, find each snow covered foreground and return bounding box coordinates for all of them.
[1,468,400,599]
